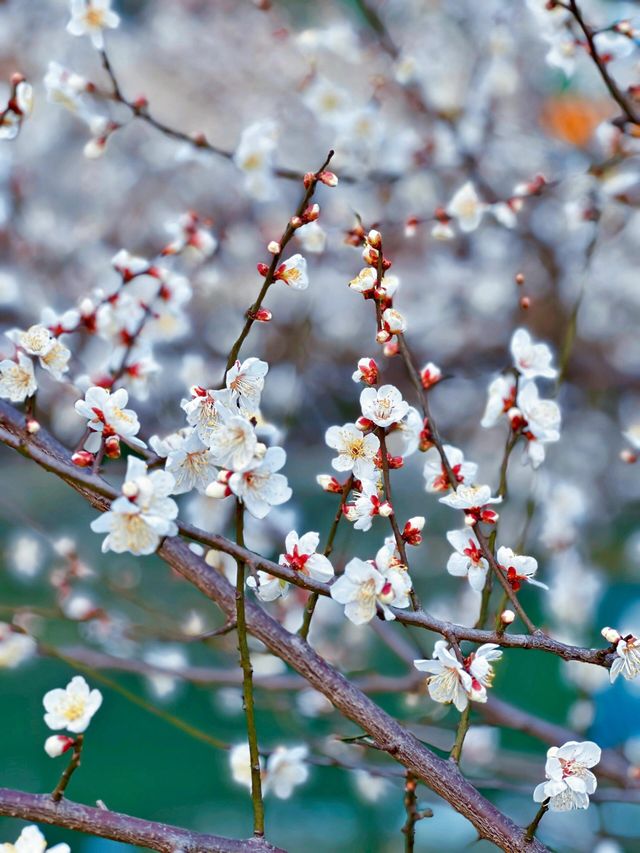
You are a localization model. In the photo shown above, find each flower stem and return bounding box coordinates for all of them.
[449,704,471,764]
[524,800,549,842]
[234,499,265,837]
[51,734,84,802]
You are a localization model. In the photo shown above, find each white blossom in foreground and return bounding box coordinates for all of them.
[225,357,268,414]
[209,412,258,472]
[447,182,486,232]
[0,352,37,402]
[325,423,379,481]
[280,531,334,582]
[360,384,408,427]
[601,628,640,683]
[75,386,146,453]
[0,623,36,668]
[510,328,557,380]
[423,445,477,492]
[414,642,502,711]
[439,484,502,525]
[514,381,561,468]
[344,480,392,532]
[151,430,218,494]
[446,529,489,592]
[275,254,309,290]
[90,457,178,555]
[1,825,70,853]
[330,557,411,624]
[349,267,377,294]
[533,741,601,811]
[6,324,71,380]
[43,675,102,733]
[228,447,292,519]
[264,746,309,798]
[496,546,548,591]
[66,0,120,50]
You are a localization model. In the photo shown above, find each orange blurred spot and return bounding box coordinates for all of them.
[540,97,612,147]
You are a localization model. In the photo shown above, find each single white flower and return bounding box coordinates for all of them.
[75,386,146,453]
[440,484,502,513]
[181,387,235,445]
[1,825,70,853]
[296,221,326,254]
[360,384,409,427]
[510,328,557,380]
[247,570,289,602]
[515,381,561,468]
[0,352,37,402]
[496,545,548,591]
[466,644,503,703]
[344,480,392,533]
[233,120,278,201]
[90,457,178,555]
[349,267,377,294]
[6,324,55,358]
[325,423,379,481]
[381,307,407,335]
[264,746,309,798]
[414,641,472,712]
[229,742,262,790]
[276,254,309,290]
[66,0,120,50]
[225,357,268,414]
[447,182,486,232]
[43,675,102,733]
[160,430,219,494]
[280,531,334,582]
[533,740,601,811]
[330,557,408,624]
[228,446,292,519]
[423,445,477,493]
[44,62,89,114]
[209,413,258,472]
[446,529,489,592]
[605,629,640,683]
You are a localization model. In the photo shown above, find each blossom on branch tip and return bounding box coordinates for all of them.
[602,628,640,683]
[533,741,601,811]
[225,357,268,414]
[280,531,334,582]
[43,675,102,733]
[402,516,425,546]
[515,381,561,468]
[439,484,501,524]
[349,267,377,294]
[90,457,178,555]
[447,182,486,232]
[66,0,120,50]
[352,357,378,386]
[420,362,442,389]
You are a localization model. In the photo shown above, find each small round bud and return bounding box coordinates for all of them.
[378,581,395,605]
[620,449,637,464]
[267,241,280,254]
[104,435,121,459]
[500,609,515,625]
[319,170,338,187]
[290,216,302,228]
[253,308,272,323]
[256,262,269,276]
[122,481,138,499]
[515,272,525,286]
[376,329,391,344]
[205,481,229,499]
[520,296,531,310]
[367,229,382,249]
[316,474,342,493]
[26,418,40,435]
[378,501,393,518]
[44,735,75,758]
[601,626,621,644]
[71,450,94,468]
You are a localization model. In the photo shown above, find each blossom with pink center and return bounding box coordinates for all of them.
[360,384,408,428]
[496,546,548,591]
[75,386,146,453]
[446,529,489,592]
[423,445,477,493]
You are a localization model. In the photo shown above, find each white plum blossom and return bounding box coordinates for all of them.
[66,0,120,50]
[75,386,146,453]
[151,430,218,494]
[446,529,489,592]
[209,413,258,472]
[515,381,561,468]
[163,212,217,261]
[228,446,292,519]
[349,267,377,294]
[481,375,517,428]
[0,623,36,669]
[247,570,289,602]
[44,62,89,114]
[414,642,502,711]
[447,182,486,232]
[533,741,601,811]
[423,445,477,493]
[225,357,268,413]
[496,546,548,591]
[296,221,326,254]
[360,384,408,427]
[439,485,502,524]
[344,480,392,532]
[510,328,557,380]
[280,531,334,582]
[264,746,309,798]
[325,423,379,481]
[352,357,378,386]
[276,254,309,290]
[385,406,423,458]
[0,352,37,402]
[181,387,235,445]
[43,675,102,733]
[229,743,261,790]
[602,628,640,683]
[381,307,407,336]
[330,557,410,624]
[1,825,70,853]
[90,457,178,555]
[233,120,278,201]
[6,325,71,381]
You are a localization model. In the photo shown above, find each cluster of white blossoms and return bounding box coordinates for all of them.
[248,531,334,602]
[482,328,561,469]
[90,457,179,556]
[0,324,71,404]
[533,740,601,812]
[229,743,309,800]
[42,675,102,760]
[414,641,503,711]
[1,824,70,853]
[602,627,640,683]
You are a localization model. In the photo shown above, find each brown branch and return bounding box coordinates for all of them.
[0,788,282,853]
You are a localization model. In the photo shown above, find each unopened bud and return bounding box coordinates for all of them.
[318,170,338,187]
[303,203,320,222]
[303,171,315,188]
[253,308,272,323]
[290,216,302,229]
[620,449,637,464]
[378,501,393,517]
[356,416,374,432]
[316,474,342,493]
[601,626,621,644]
[402,516,425,546]
[420,362,442,389]
[205,481,230,499]
[256,262,269,276]
[367,229,382,249]
[26,417,40,434]
[267,241,281,254]
[378,581,395,605]
[383,340,399,357]
[104,435,121,459]
[71,450,94,468]
[376,329,391,344]
[500,609,515,625]
[515,272,525,286]
[44,735,75,758]
[520,296,531,310]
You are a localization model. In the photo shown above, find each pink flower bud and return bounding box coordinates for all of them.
[252,308,272,323]
[620,449,637,464]
[319,170,338,187]
[72,451,94,468]
[420,363,442,389]
[376,329,391,344]
[290,216,302,228]
[44,735,75,758]
[256,263,269,276]
[205,481,230,499]
[367,229,382,249]
[356,416,374,431]
[402,516,425,545]
[378,580,395,604]
[122,481,139,499]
